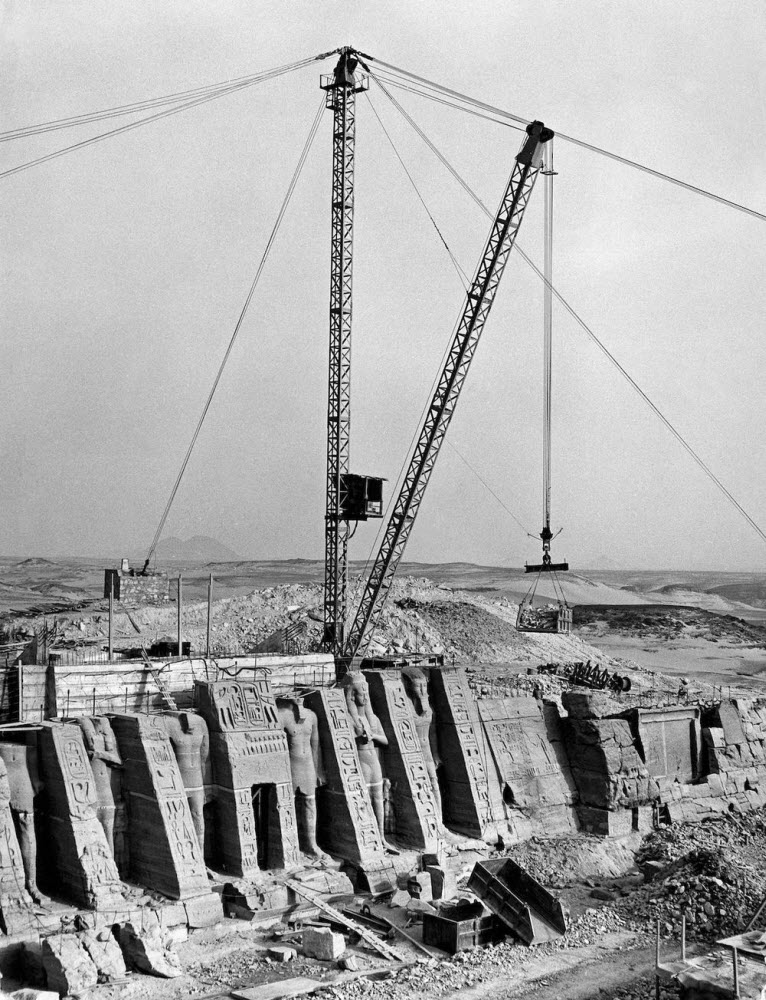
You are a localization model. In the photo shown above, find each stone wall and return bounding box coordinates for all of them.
[40,653,335,720]
[478,696,578,839]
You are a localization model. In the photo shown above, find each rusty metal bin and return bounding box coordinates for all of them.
[423,901,504,954]
[468,858,567,946]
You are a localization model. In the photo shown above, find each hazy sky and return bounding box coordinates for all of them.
[2,1,765,570]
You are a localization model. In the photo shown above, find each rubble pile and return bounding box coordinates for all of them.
[610,813,766,940]
[49,577,614,666]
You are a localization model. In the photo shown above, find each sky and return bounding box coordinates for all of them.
[1,1,765,570]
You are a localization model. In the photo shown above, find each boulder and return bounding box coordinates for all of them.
[82,929,127,981]
[41,937,98,997]
[301,927,345,961]
[114,922,183,978]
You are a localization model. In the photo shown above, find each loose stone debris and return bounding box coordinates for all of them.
[0,579,766,998]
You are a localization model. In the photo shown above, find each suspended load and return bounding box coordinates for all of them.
[514,143,572,637]
[516,599,572,634]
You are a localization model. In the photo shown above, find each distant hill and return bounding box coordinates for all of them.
[154,536,240,562]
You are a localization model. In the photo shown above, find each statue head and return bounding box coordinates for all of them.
[277,697,307,722]
[402,666,429,715]
[342,671,369,707]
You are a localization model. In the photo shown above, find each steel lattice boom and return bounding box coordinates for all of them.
[343,120,554,662]
[321,50,368,652]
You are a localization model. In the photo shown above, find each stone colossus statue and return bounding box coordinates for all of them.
[162,712,211,856]
[0,741,45,904]
[401,665,445,822]
[276,697,330,862]
[75,716,126,870]
[342,671,397,853]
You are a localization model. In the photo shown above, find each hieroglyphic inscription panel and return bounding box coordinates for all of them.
[430,668,498,837]
[110,714,209,899]
[195,680,299,874]
[194,680,280,732]
[478,698,575,822]
[366,671,439,851]
[40,723,123,909]
[306,688,383,863]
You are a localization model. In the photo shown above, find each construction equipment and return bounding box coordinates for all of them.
[517,144,572,635]
[339,119,553,666]
[320,49,385,656]
[285,879,405,962]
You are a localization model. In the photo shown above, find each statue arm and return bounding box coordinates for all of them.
[311,717,325,786]
[200,724,214,801]
[429,718,441,767]
[369,708,388,747]
[77,717,97,755]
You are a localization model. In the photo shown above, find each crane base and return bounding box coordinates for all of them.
[525,562,569,573]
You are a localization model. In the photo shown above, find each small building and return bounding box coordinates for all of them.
[103,560,170,605]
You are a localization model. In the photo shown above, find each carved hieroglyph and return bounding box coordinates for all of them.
[429,667,503,839]
[305,688,385,863]
[0,756,34,933]
[39,723,124,909]
[194,680,299,875]
[478,697,578,836]
[365,671,439,851]
[110,714,209,900]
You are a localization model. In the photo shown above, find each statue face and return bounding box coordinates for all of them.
[403,669,428,710]
[351,677,368,708]
[410,677,428,703]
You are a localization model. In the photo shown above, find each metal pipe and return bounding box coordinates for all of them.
[108,575,114,663]
[177,574,183,658]
[733,946,740,997]
[206,573,213,657]
[681,915,686,961]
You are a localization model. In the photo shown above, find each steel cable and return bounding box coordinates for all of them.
[372,76,766,551]
[144,97,326,569]
[367,57,766,224]
[0,56,318,181]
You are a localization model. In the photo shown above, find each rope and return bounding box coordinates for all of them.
[371,76,766,553]
[144,97,326,569]
[0,56,317,181]
[366,57,766,224]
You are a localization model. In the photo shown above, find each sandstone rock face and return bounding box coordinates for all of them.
[82,929,127,981]
[479,696,579,839]
[365,670,440,852]
[194,679,300,875]
[41,936,98,996]
[305,688,385,863]
[38,723,124,910]
[110,714,209,900]
[114,922,183,978]
[565,717,659,811]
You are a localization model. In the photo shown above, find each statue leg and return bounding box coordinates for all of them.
[186,790,206,857]
[114,802,129,877]
[296,792,330,861]
[368,782,399,854]
[14,810,43,904]
[97,806,116,857]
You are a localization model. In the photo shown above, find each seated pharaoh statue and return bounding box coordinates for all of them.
[342,671,398,854]
[276,697,330,862]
